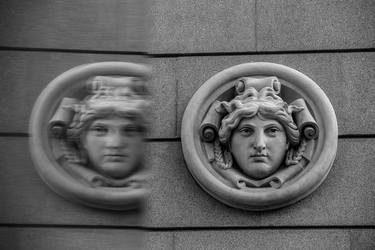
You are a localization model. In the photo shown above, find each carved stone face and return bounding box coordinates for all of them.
[230,116,288,179]
[82,116,143,179]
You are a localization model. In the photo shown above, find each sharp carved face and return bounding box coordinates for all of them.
[230,116,288,179]
[83,116,143,179]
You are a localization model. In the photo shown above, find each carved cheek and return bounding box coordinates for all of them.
[230,135,251,169]
[84,135,106,167]
[267,136,287,165]
[230,134,244,155]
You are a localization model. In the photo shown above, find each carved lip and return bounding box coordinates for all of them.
[249,154,268,162]
[104,154,128,162]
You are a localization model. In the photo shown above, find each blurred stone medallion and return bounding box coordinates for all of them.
[29,62,151,210]
[181,62,337,210]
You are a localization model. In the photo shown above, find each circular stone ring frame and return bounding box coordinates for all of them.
[29,62,151,210]
[181,62,338,211]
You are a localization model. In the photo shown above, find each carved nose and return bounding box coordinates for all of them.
[253,132,266,152]
[253,144,266,152]
[106,132,125,148]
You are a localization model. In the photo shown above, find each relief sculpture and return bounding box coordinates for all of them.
[29,62,150,210]
[181,62,337,210]
[50,76,149,188]
[200,77,318,189]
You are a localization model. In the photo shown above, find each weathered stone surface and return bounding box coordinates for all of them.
[174,230,352,250]
[172,229,375,249]
[2,0,372,53]
[176,52,375,136]
[0,227,145,250]
[0,51,175,138]
[1,227,373,250]
[150,0,373,53]
[0,0,149,51]
[150,0,256,53]
[154,229,375,249]
[149,57,178,137]
[145,232,174,250]
[349,230,375,250]
[145,139,375,227]
[257,0,375,51]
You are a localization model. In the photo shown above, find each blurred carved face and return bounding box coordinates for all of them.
[83,116,143,179]
[230,116,288,179]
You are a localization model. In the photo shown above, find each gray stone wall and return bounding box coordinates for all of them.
[0,0,374,249]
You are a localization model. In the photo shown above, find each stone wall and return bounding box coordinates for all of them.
[0,0,374,249]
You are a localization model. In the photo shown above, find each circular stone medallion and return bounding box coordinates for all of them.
[29,62,151,210]
[181,62,337,211]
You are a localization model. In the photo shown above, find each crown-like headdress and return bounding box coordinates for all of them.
[49,76,150,139]
[217,77,302,145]
[69,76,150,130]
[220,77,289,114]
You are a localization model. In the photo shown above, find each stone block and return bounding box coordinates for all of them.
[257,0,375,51]
[349,229,375,250]
[0,0,149,51]
[149,57,178,137]
[0,228,145,250]
[150,0,256,53]
[174,229,351,250]
[145,232,174,250]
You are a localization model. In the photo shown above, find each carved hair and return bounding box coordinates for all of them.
[218,85,300,147]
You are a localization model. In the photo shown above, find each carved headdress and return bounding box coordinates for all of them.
[68,76,150,137]
[49,76,150,140]
[218,77,301,146]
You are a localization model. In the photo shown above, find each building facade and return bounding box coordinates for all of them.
[0,0,374,249]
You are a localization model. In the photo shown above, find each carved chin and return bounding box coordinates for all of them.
[239,162,278,180]
[95,162,136,179]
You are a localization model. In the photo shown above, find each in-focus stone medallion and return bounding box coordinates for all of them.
[181,62,337,210]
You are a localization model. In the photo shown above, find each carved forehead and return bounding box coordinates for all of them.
[90,116,138,126]
[237,116,284,129]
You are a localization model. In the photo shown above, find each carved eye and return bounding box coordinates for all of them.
[239,127,254,137]
[123,125,139,137]
[265,126,281,137]
[90,125,108,136]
